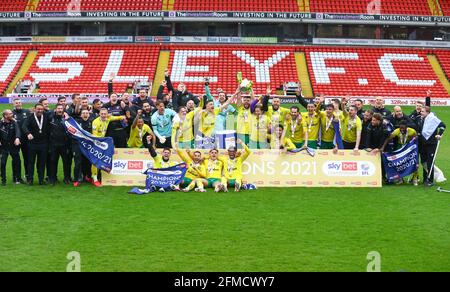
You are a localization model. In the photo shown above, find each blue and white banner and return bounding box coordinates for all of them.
[333,121,344,150]
[64,117,114,173]
[144,163,187,190]
[382,138,419,181]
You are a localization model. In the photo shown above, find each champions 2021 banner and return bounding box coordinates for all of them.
[129,164,187,194]
[64,117,114,173]
[382,138,419,182]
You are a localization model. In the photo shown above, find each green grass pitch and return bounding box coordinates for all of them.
[0,103,449,272]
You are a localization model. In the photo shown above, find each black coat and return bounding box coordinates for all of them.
[0,120,21,149]
[166,76,199,111]
[49,113,70,146]
[365,124,390,150]
[22,114,50,144]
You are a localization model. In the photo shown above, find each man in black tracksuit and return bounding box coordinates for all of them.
[417,106,446,187]
[48,105,71,185]
[12,98,30,182]
[0,110,22,185]
[72,109,94,186]
[22,104,50,185]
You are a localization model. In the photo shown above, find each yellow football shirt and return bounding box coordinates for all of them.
[236,105,252,135]
[302,112,321,141]
[342,114,362,143]
[92,116,123,138]
[204,158,224,179]
[265,107,290,125]
[219,144,251,180]
[128,124,153,148]
[318,111,343,143]
[391,128,417,145]
[172,111,195,143]
[250,114,270,142]
[284,118,306,144]
[177,149,207,180]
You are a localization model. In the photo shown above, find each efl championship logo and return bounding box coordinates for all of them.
[361,163,371,176]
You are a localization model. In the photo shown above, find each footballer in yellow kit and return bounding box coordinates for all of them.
[176,147,208,193]
[284,106,306,148]
[90,108,125,187]
[302,103,321,149]
[219,139,251,192]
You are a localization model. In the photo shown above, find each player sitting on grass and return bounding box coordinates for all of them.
[218,139,251,192]
[175,145,207,193]
[204,149,226,193]
[144,135,180,193]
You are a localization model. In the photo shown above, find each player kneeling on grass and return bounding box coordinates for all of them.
[175,145,207,193]
[144,135,180,193]
[218,139,251,192]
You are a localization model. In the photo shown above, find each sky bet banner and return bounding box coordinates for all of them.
[64,117,114,173]
[103,149,382,188]
[382,138,419,182]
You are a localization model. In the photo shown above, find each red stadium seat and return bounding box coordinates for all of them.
[440,1,450,16]
[435,50,450,79]
[173,0,299,12]
[36,0,163,12]
[310,0,432,16]
[0,0,28,12]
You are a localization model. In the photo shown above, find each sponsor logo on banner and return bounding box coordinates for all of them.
[128,161,143,170]
[32,36,66,43]
[105,36,133,42]
[342,162,358,171]
[112,160,153,175]
[323,161,376,177]
[154,36,170,42]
